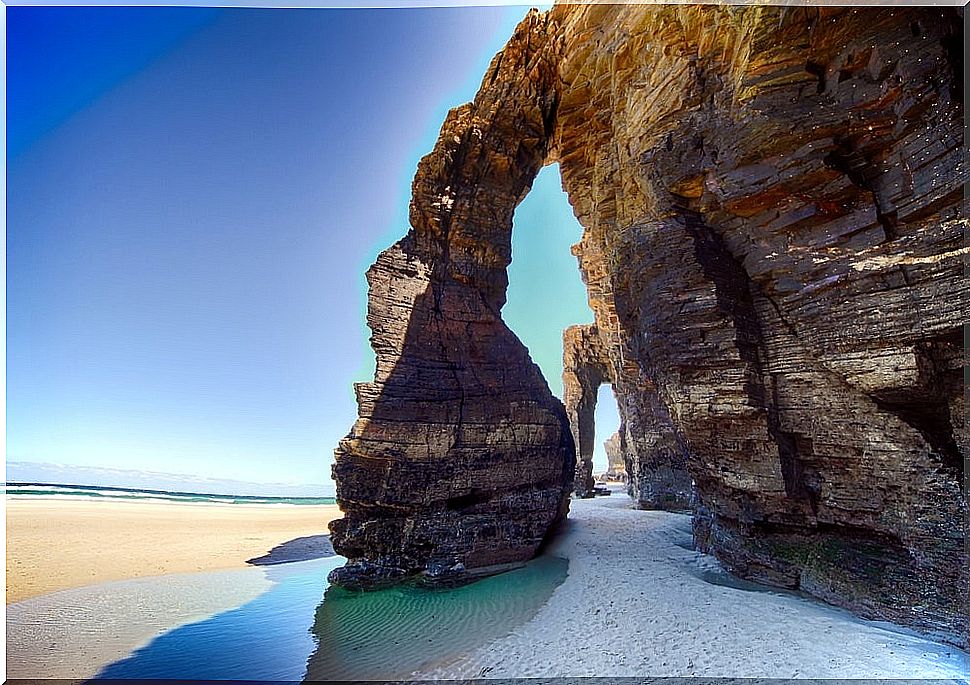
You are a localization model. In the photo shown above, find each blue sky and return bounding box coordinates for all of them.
[7,7,616,493]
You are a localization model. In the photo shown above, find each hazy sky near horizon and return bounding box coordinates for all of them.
[7,6,617,491]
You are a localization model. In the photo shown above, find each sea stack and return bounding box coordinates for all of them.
[328,11,575,590]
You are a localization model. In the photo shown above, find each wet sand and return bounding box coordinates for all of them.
[6,564,276,680]
[6,497,341,602]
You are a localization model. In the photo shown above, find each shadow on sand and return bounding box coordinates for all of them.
[246,535,335,566]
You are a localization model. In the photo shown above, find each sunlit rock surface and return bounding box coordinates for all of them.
[603,432,627,482]
[331,4,966,643]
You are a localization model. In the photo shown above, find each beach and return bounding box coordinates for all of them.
[6,497,341,602]
[7,490,969,680]
[416,492,970,680]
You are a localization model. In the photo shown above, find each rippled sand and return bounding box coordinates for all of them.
[415,493,970,679]
[306,555,569,680]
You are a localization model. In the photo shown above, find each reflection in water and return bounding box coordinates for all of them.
[91,553,567,681]
[95,556,343,680]
[304,555,569,681]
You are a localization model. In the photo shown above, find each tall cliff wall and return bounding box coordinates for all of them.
[330,4,967,642]
[551,3,966,642]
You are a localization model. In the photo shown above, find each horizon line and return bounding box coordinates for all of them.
[5,1,964,8]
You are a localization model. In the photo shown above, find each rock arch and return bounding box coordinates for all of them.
[562,324,613,497]
[562,322,694,507]
[327,11,574,589]
[330,3,967,645]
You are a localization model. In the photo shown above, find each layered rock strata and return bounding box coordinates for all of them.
[551,4,967,642]
[562,324,613,497]
[331,3,967,643]
[328,11,574,589]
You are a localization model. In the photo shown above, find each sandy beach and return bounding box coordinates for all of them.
[416,492,970,680]
[6,497,341,603]
[7,490,969,680]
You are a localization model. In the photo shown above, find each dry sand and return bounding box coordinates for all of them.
[415,493,970,680]
[6,497,341,602]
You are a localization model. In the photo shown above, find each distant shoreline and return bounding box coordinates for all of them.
[6,496,342,602]
[6,481,335,506]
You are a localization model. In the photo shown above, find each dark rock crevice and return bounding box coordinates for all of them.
[822,146,899,242]
[871,329,964,483]
[678,204,817,509]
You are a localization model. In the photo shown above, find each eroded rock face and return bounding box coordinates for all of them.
[331,3,967,643]
[328,10,574,589]
[552,4,966,641]
[562,324,612,497]
[603,432,627,481]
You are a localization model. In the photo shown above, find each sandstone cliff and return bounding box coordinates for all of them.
[552,3,966,642]
[330,4,966,643]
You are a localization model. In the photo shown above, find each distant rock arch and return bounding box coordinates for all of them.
[562,324,614,498]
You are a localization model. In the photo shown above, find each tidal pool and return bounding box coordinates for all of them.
[94,556,341,680]
[91,553,568,680]
[305,555,570,680]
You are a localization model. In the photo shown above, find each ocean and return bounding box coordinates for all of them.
[5,482,336,506]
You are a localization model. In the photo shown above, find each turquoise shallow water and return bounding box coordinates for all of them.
[306,555,570,680]
[92,554,568,680]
